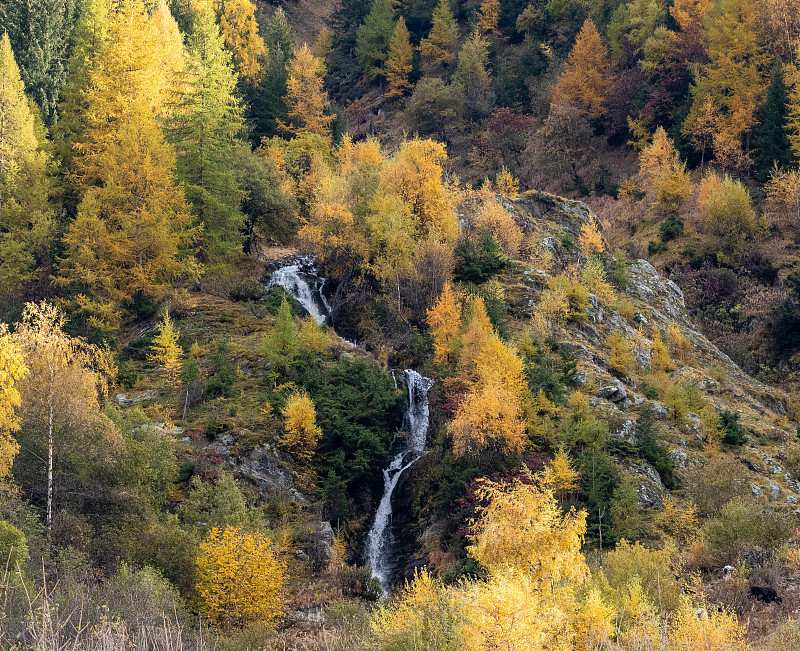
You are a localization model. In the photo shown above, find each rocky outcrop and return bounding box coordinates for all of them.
[210,431,308,504]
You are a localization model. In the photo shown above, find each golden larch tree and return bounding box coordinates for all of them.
[149,310,184,388]
[427,282,462,365]
[639,127,693,211]
[381,138,460,244]
[149,0,186,115]
[196,525,285,631]
[281,391,323,463]
[477,0,501,35]
[385,17,413,98]
[682,0,768,172]
[551,19,613,120]
[419,0,459,67]
[280,44,335,140]
[219,0,267,84]
[578,218,605,258]
[0,324,26,479]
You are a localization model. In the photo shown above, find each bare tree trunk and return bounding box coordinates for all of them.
[47,402,53,538]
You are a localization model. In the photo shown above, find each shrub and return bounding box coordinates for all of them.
[659,214,684,242]
[196,526,285,632]
[604,540,682,613]
[229,279,267,302]
[454,232,511,283]
[719,410,747,446]
[0,521,27,571]
[704,499,793,562]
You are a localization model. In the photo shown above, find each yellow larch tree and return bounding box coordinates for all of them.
[280,44,335,140]
[670,0,711,31]
[281,390,323,463]
[455,296,493,381]
[149,0,186,115]
[450,375,527,457]
[196,525,285,631]
[0,324,26,479]
[467,469,588,583]
[427,282,462,365]
[385,17,413,98]
[578,218,604,258]
[149,310,184,389]
[650,328,675,372]
[219,0,266,84]
[683,0,768,172]
[639,126,693,211]
[551,19,613,119]
[74,0,168,189]
[477,0,500,35]
[419,0,459,67]
[381,139,459,244]
[313,26,333,71]
[58,97,198,332]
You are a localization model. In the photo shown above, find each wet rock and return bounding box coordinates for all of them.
[116,389,158,406]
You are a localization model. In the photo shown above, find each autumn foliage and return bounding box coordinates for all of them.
[196,525,285,631]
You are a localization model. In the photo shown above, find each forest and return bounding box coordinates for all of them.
[2,0,800,648]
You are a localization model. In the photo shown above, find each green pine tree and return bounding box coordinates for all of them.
[170,2,246,271]
[0,0,77,124]
[0,34,55,295]
[246,7,293,144]
[355,0,395,83]
[753,62,793,182]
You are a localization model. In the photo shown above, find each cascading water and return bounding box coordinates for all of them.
[266,256,331,325]
[267,257,434,595]
[366,370,434,596]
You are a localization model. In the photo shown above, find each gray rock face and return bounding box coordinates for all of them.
[649,402,669,419]
[116,389,158,406]
[767,481,781,502]
[626,259,688,324]
[316,521,335,562]
[751,484,764,498]
[212,433,307,504]
[625,460,665,508]
[599,378,628,403]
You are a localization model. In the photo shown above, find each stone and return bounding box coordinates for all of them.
[625,460,664,508]
[787,496,799,505]
[649,402,669,419]
[316,521,335,562]
[598,378,628,403]
[767,481,780,502]
[751,484,764,498]
[116,389,158,407]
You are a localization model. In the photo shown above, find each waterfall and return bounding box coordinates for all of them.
[266,256,331,325]
[366,369,434,596]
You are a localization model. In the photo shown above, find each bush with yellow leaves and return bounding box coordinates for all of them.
[196,526,285,632]
[581,256,615,305]
[281,390,323,463]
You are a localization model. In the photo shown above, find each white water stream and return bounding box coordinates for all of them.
[267,259,434,597]
[366,370,434,596]
[266,256,331,325]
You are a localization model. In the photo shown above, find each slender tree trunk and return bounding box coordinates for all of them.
[47,401,54,538]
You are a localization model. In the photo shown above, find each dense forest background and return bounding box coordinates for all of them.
[1,0,800,648]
